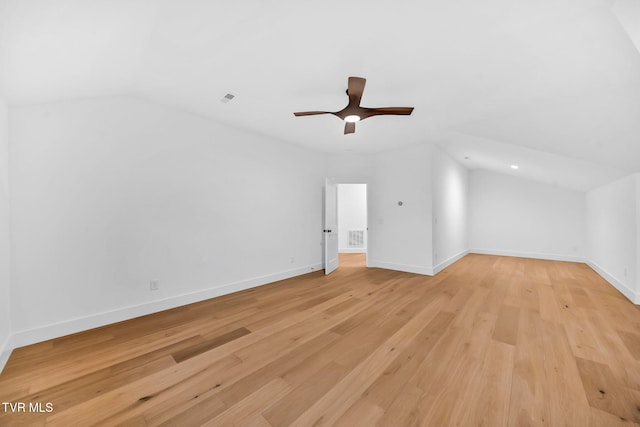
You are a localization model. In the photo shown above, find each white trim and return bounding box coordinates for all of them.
[586,260,640,304]
[338,248,367,254]
[433,250,469,275]
[469,248,585,263]
[368,260,434,276]
[0,333,14,374]
[12,263,322,348]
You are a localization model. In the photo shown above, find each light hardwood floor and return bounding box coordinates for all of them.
[2,253,640,426]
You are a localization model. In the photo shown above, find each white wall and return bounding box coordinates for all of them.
[338,184,367,253]
[9,96,327,345]
[0,98,12,370]
[327,153,375,179]
[368,144,434,275]
[637,174,640,299]
[586,174,639,302]
[432,146,469,272]
[469,170,586,261]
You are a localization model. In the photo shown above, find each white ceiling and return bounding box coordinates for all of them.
[1,0,639,190]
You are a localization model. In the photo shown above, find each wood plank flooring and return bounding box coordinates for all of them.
[2,253,640,426]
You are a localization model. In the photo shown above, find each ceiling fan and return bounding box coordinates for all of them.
[294,76,414,134]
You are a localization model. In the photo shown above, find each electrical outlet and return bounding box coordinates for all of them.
[290,256,295,264]
[150,280,159,291]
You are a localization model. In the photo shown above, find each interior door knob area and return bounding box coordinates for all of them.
[324,178,339,275]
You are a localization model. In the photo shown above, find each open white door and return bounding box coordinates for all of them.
[324,178,339,275]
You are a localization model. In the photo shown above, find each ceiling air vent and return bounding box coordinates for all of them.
[220,93,235,103]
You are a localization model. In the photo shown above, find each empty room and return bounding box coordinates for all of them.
[3,0,640,426]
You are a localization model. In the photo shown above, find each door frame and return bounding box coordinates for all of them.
[324,176,371,269]
[324,178,339,275]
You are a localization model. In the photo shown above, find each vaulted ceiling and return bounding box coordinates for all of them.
[1,0,639,190]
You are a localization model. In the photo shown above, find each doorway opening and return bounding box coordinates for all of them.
[337,183,367,268]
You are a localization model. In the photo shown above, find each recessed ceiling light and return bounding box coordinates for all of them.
[344,115,361,123]
[511,164,519,170]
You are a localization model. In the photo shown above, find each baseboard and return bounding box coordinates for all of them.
[12,263,323,349]
[469,248,586,263]
[433,250,469,275]
[586,260,639,304]
[338,248,367,254]
[0,332,14,374]
[368,260,434,276]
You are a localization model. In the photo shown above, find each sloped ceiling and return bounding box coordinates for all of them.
[1,0,638,190]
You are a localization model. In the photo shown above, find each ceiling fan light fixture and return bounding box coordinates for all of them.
[293,77,414,134]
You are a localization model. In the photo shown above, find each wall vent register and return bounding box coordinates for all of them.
[348,230,365,248]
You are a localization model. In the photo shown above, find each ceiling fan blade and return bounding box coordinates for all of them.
[360,107,414,119]
[344,122,356,134]
[293,111,333,117]
[347,77,366,105]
